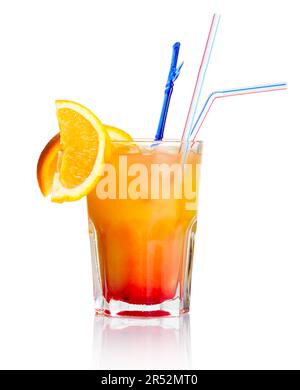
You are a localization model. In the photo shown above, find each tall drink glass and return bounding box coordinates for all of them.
[87,140,202,317]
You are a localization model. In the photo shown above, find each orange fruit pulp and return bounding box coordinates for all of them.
[37,126,132,198]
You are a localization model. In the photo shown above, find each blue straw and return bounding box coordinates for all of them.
[154,42,183,141]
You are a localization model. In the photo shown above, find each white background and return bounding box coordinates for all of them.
[0,0,299,369]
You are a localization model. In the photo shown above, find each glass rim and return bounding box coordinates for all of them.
[110,138,203,144]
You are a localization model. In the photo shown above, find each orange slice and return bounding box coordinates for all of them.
[37,106,133,199]
[51,100,110,202]
[105,125,133,141]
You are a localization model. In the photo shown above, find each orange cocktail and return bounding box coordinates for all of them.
[36,101,202,318]
[87,140,202,317]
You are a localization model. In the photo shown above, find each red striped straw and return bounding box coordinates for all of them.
[191,83,287,142]
[181,14,220,146]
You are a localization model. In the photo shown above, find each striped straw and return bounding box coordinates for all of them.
[191,82,287,142]
[181,14,221,143]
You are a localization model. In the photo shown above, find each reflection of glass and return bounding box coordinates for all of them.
[87,140,202,317]
[93,314,192,369]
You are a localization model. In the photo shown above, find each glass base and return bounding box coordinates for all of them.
[89,215,196,319]
[95,297,189,318]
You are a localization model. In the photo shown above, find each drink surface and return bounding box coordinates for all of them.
[87,142,201,306]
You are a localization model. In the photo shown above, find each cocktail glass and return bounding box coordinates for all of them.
[87,139,202,317]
